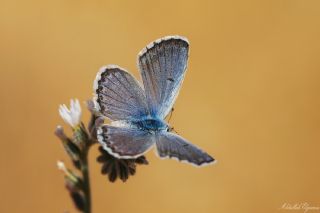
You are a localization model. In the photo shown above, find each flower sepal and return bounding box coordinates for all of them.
[72,122,91,150]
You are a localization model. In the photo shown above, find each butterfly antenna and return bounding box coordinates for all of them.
[172,127,179,134]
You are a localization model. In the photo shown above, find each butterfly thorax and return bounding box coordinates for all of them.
[132,118,168,132]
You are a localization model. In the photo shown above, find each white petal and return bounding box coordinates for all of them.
[74,99,82,123]
[59,105,72,126]
[58,99,82,127]
[70,99,75,112]
[62,104,70,113]
[75,99,81,114]
[59,106,69,123]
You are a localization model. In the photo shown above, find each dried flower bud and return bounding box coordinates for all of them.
[57,161,85,211]
[88,114,98,138]
[86,99,98,114]
[88,116,105,141]
[95,117,104,128]
[55,126,81,164]
[70,191,85,212]
[55,125,68,141]
[87,100,99,140]
[57,161,81,185]
[64,175,83,193]
[96,146,148,182]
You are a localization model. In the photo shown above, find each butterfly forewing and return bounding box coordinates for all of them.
[94,65,149,121]
[138,36,189,119]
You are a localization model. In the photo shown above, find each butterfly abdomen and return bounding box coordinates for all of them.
[132,118,168,132]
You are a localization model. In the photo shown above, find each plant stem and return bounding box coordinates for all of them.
[82,146,91,213]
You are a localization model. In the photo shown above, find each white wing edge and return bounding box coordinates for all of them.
[137,35,189,58]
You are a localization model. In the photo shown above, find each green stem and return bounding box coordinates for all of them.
[82,146,91,213]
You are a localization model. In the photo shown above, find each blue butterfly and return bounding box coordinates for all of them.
[94,36,215,167]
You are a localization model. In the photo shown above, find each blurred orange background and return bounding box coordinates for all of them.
[1,0,320,212]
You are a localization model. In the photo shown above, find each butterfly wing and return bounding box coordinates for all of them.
[138,36,189,119]
[94,65,149,121]
[97,124,155,159]
[155,132,215,166]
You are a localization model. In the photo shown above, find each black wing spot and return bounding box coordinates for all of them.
[167,78,174,82]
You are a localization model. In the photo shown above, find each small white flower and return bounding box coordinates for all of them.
[57,160,67,172]
[59,99,82,128]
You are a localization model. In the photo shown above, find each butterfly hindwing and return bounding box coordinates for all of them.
[97,124,155,159]
[138,36,189,118]
[94,65,149,121]
[155,132,215,166]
